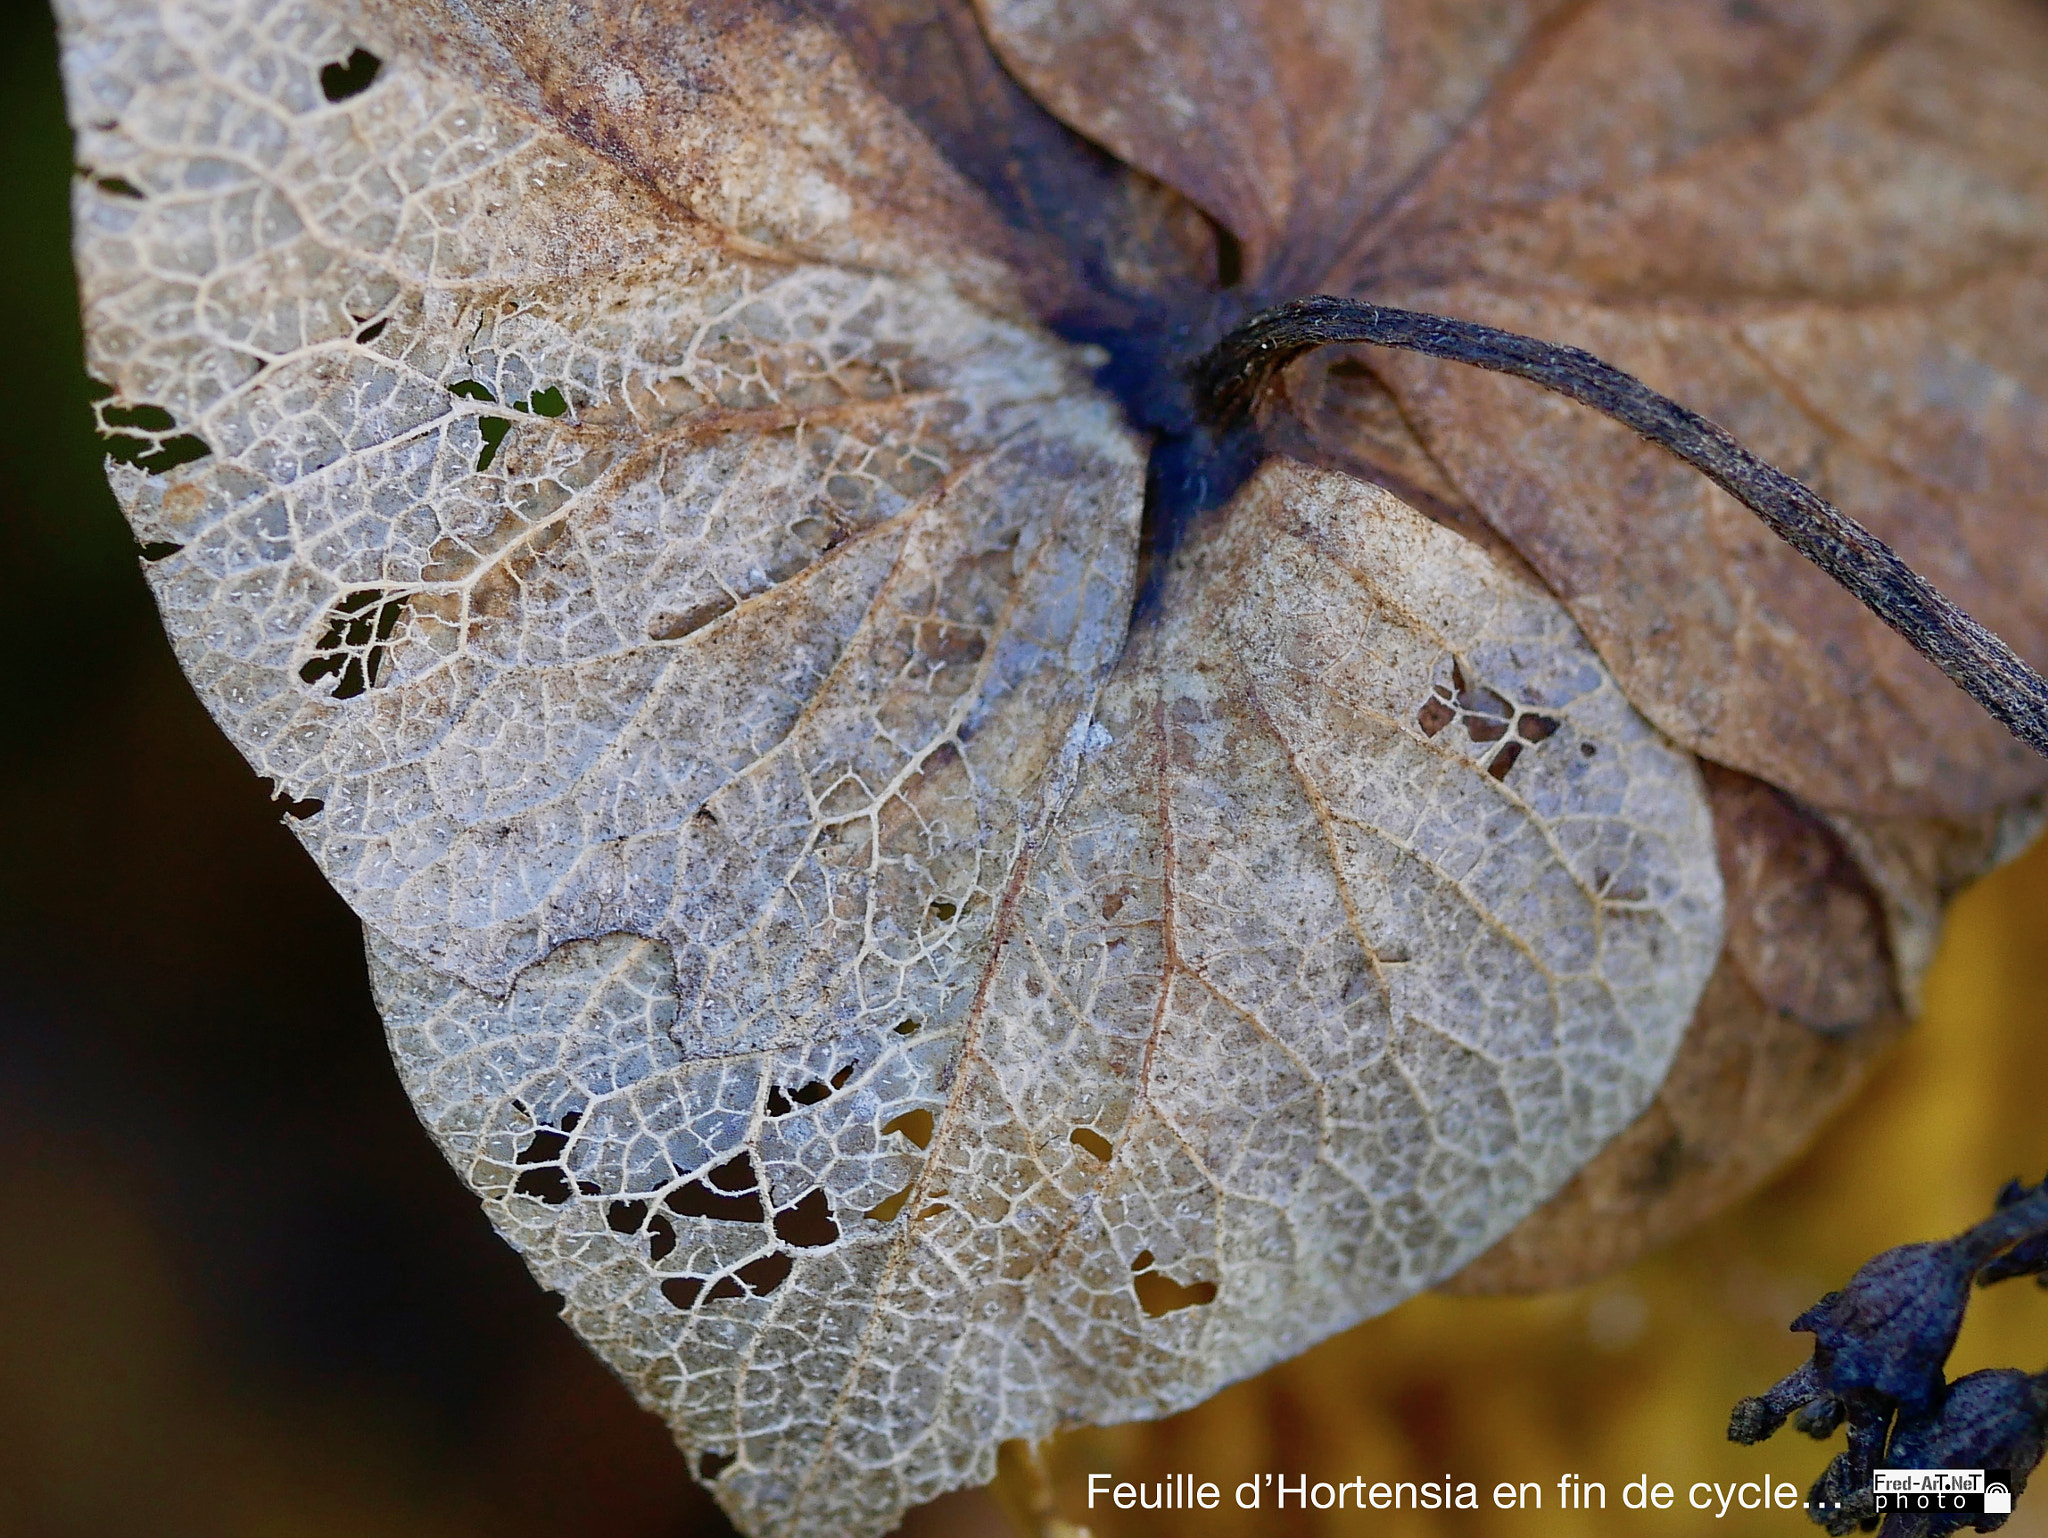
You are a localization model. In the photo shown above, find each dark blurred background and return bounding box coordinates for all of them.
[0,3,749,1532]
[8,2,2048,1534]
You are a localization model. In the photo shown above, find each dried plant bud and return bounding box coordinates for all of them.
[1733,1182,2048,1536]
[1882,1370,2048,1538]
[1980,1175,2048,1288]
[1731,1359,1829,1446]
[1810,1434,1884,1537]
[1792,1243,1983,1420]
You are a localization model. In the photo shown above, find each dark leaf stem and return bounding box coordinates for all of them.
[1192,296,2048,762]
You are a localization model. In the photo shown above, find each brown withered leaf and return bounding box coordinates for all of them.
[975,0,2048,819]
[57,0,2045,1531]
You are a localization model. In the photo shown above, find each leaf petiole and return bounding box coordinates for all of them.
[1192,296,2048,762]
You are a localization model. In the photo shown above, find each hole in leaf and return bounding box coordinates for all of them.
[1457,682,1513,742]
[96,395,212,474]
[319,47,382,103]
[707,1154,755,1193]
[1518,712,1560,742]
[94,174,144,198]
[668,1157,764,1224]
[766,1067,845,1117]
[514,1166,573,1205]
[1580,741,1598,758]
[508,1113,580,1205]
[299,588,412,699]
[1131,1249,1155,1272]
[101,402,174,432]
[520,385,569,417]
[667,1184,764,1222]
[773,1190,839,1248]
[1417,697,1454,737]
[660,1276,704,1310]
[607,1199,648,1234]
[882,1109,934,1150]
[475,416,511,472]
[1134,1269,1218,1318]
[278,794,324,820]
[699,1451,734,1482]
[354,317,388,344]
[111,433,210,474]
[736,1251,794,1295]
[449,379,496,402]
[928,897,958,923]
[647,1213,677,1263]
[864,1184,914,1223]
[894,1019,921,1037]
[704,1275,746,1303]
[137,541,183,562]
[1486,740,1524,780]
[516,1126,570,1164]
[1070,1127,1113,1162]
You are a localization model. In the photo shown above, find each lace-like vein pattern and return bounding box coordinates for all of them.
[62,1,1724,1532]
[373,466,1719,1537]
[65,0,1140,1018]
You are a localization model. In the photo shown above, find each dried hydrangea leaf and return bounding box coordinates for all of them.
[62,0,1724,1531]
[1450,765,2048,1293]
[975,0,2048,820]
[373,461,1720,1535]
[1446,763,1909,1293]
[63,0,1141,1000]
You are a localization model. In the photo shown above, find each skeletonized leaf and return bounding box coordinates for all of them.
[62,0,1721,1530]
[1448,762,1910,1292]
[66,0,1139,1001]
[374,461,1720,1535]
[1456,759,2048,1295]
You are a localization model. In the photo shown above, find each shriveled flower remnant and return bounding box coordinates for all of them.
[1732,1175,2048,1535]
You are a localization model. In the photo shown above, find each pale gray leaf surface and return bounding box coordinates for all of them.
[62,1,1723,1533]
[64,0,1139,1003]
[373,463,1720,1537]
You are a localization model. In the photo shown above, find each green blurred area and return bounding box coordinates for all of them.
[4,2,2044,1536]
